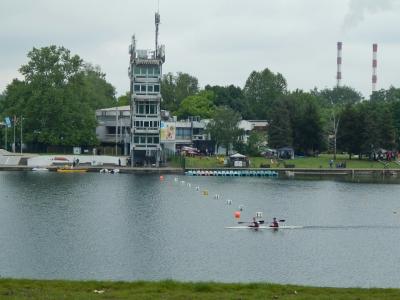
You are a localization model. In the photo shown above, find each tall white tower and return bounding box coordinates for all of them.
[128,13,165,166]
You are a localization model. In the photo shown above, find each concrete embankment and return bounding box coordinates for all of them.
[0,165,184,174]
[0,164,398,177]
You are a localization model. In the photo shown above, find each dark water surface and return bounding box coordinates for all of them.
[0,171,400,288]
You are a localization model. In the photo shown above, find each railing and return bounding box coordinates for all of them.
[134,128,159,134]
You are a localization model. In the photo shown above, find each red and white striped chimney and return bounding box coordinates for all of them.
[336,42,342,87]
[372,43,378,92]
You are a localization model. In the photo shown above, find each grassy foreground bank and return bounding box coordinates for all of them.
[0,279,399,299]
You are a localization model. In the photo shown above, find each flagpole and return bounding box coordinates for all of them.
[20,116,23,154]
[13,116,16,153]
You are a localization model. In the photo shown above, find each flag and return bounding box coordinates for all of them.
[4,117,11,128]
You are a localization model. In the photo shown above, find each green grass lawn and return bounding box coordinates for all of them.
[184,154,400,169]
[0,279,399,299]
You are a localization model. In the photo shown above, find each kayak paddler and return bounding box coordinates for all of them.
[251,217,260,228]
[271,217,279,228]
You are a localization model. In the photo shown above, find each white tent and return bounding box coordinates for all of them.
[230,153,247,158]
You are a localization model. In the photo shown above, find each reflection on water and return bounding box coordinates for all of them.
[0,171,400,288]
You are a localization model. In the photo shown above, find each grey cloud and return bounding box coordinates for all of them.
[1,0,400,98]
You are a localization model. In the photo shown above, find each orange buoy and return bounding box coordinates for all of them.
[234,211,241,219]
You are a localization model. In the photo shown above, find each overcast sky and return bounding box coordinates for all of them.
[1,0,399,98]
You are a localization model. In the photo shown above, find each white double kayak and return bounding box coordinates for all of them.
[225,225,303,230]
[32,168,49,172]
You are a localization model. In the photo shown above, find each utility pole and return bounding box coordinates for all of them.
[13,116,16,153]
[20,116,23,154]
[4,126,7,151]
[115,107,118,155]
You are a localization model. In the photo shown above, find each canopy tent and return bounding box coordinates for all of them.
[230,153,247,158]
[229,153,248,167]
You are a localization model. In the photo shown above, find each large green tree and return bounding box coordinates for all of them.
[369,87,400,149]
[370,86,400,103]
[0,92,5,109]
[337,105,362,159]
[206,106,243,155]
[204,84,245,115]
[2,46,115,149]
[267,98,292,149]
[293,99,324,154]
[117,91,130,106]
[161,72,199,113]
[312,86,362,157]
[391,100,400,148]
[176,91,216,119]
[313,86,363,107]
[80,63,116,109]
[243,68,287,119]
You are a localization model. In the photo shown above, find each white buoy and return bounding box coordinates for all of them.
[214,194,220,199]
[174,177,179,182]
[195,186,200,191]
[180,180,185,184]
[256,211,263,218]
[187,183,191,187]
[226,199,232,205]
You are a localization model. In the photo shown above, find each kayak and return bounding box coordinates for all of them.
[57,168,88,173]
[32,168,49,171]
[225,225,303,230]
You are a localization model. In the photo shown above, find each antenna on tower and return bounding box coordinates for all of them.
[336,42,342,87]
[155,10,160,57]
[372,43,378,93]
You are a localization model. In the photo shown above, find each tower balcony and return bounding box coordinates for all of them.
[134,128,160,134]
[132,94,161,101]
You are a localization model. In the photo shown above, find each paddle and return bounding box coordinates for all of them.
[238,220,265,224]
[238,219,285,224]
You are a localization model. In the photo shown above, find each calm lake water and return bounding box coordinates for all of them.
[0,171,400,288]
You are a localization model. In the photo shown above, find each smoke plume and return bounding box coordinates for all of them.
[343,0,394,29]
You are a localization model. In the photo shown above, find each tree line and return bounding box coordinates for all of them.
[160,69,400,158]
[0,46,116,151]
[1,45,399,158]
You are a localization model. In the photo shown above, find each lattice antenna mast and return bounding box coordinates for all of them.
[155,10,160,57]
